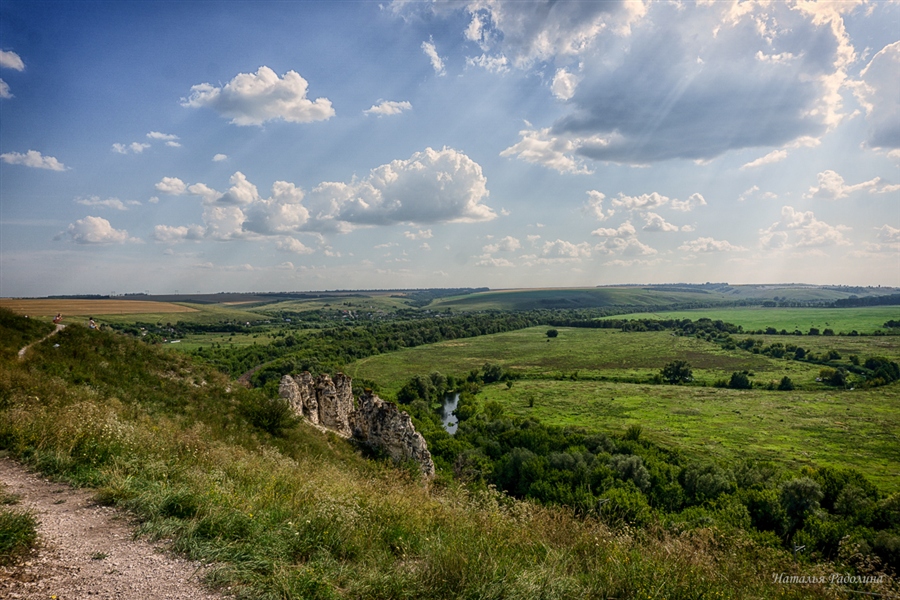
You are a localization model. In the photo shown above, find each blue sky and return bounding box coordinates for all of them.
[1,0,898,296]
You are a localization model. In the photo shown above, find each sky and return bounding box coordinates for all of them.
[1,0,898,297]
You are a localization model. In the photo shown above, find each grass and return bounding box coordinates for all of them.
[0,483,38,566]
[348,325,900,491]
[348,326,825,395]
[0,308,867,599]
[428,287,732,311]
[478,380,900,491]
[606,306,900,335]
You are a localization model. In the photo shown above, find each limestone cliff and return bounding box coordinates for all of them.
[278,372,435,477]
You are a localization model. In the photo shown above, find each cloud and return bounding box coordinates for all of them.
[678,237,747,253]
[642,212,679,232]
[670,193,707,212]
[112,142,151,154]
[421,38,446,75]
[611,192,668,212]
[591,220,657,256]
[737,185,777,202]
[489,2,856,165]
[0,79,11,99]
[803,169,896,200]
[856,41,900,150]
[551,68,579,101]
[364,100,412,116]
[242,180,309,234]
[0,50,24,71]
[540,239,591,258]
[147,131,179,141]
[583,190,612,221]
[213,154,228,162]
[760,205,851,248]
[404,229,433,240]
[500,126,592,174]
[151,224,204,242]
[483,235,521,253]
[307,146,495,227]
[182,66,335,126]
[74,196,139,211]
[741,149,788,169]
[876,224,900,244]
[475,255,515,267]
[152,148,494,245]
[466,54,509,73]
[275,236,315,255]
[1,150,67,171]
[155,176,187,195]
[60,216,132,244]
[448,0,645,67]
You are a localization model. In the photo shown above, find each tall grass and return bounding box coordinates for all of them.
[0,312,884,598]
[0,483,38,565]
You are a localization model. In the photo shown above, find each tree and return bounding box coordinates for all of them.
[661,360,692,385]
[780,477,823,531]
[728,372,752,389]
[546,329,559,338]
[777,376,795,391]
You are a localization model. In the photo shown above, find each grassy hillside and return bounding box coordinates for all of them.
[428,287,731,311]
[0,308,877,599]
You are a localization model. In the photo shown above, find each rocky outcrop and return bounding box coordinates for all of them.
[350,392,435,478]
[278,372,435,476]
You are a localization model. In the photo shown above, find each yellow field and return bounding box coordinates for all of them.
[0,299,198,317]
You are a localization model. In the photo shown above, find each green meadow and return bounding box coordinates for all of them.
[348,325,900,491]
[608,306,900,335]
[477,380,900,490]
[348,326,825,394]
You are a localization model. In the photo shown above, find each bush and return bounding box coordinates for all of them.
[661,360,693,385]
[780,477,823,531]
[777,376,794,391]
[728,372,752,390]
[545,329,558,338]
[239,392,300,436]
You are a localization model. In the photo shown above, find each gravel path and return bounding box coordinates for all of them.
[0,458,224,599]
[17,324,65,361]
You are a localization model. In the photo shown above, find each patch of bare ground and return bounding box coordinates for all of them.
[0,458,223,600]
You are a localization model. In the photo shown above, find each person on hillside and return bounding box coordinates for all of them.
[53,313,62,324]
[89,318,97,329]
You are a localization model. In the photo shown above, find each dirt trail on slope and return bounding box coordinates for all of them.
[17,324,65,361]
[0,458,223,599]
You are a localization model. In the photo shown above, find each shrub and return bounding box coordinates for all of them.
[728,372,752,389]
[777,376,794,391]
[780,477,823,531]
[239,392,299,436]
[681,462,734,504]
[545,329,558,338]
[610,454,650,491]
[660,360,692,385]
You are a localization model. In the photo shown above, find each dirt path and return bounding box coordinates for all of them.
[17,324,65,361]
[0,458,223,599]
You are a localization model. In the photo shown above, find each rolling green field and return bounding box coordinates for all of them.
[348,325,900,491]
[348,326,824,394]
[607,306,900,334]
[428,287,731,311]
[477,380,900,490]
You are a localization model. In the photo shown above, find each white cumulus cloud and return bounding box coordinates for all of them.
[60,216,132,244]
[583,190,613,221]
[670,193,707,212]
[760,206,851,248]
[275,236,315,255]
[112,142,150,154]
[551,68,579,101]
[1,150,67,171]
[678,237,747,253]
[182,66,335,126]
[213,153,228,162]
[483,235,521,253]
[611,192,669,212]
[642,212,679,232]
[741,149,788,169]
[74,196,138,211]
[364,100,412,116]
[404,229,433,240]
[0,79,11,99]
[155,176,187,195]
[307,146,495,227]
[804,169,898,200]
